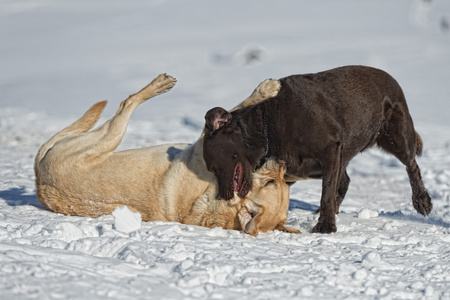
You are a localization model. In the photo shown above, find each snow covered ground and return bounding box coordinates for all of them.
[1,0,450,299]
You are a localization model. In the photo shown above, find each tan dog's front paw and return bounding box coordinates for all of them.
[256,78,281,99]
[238,207,253,229]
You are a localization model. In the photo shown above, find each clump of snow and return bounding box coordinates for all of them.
[112,206,142,233]
[357,208,379,219]
[362,251,382,266]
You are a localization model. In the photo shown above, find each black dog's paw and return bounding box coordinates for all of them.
[311,221,337,234]
[413,191,433,216]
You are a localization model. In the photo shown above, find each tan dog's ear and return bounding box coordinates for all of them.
[238,201,264,237]
[275,223,302,234]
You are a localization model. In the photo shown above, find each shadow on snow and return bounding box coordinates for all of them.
[380,210,450,229]
[0,187,47,210]
[289,198,319,212]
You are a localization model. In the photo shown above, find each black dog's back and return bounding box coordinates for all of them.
[267,66,413,162]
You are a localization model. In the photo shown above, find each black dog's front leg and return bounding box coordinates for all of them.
[312,142,343,234]
[312,183,338,233]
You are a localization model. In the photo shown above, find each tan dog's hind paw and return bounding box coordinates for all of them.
[255,78,281,100]
[150,73,177,96]
[135,74,177,102]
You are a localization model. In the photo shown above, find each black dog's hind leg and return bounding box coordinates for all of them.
[376,102,432,216]
[406,159,432,215]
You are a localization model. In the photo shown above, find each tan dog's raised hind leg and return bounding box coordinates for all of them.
[83,74,177,158]
[35,101,107,166]
[230,78,281,112]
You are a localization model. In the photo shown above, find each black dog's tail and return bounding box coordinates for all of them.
[416,132,423,156]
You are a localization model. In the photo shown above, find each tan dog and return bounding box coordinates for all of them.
[34,74,300,236]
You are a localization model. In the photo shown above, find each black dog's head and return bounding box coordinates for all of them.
[203,107,265,200]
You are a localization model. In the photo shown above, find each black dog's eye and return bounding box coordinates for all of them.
[265,179,276,187]
[232,154,237,159]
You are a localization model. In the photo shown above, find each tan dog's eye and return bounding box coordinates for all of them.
[264,179,276,187]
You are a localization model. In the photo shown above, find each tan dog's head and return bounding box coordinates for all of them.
[234,159,301,236]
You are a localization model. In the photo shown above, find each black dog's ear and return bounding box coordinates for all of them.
[204,107,232,132]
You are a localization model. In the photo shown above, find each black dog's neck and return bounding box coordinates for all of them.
[233,104,271,168]
[262,106,270,159]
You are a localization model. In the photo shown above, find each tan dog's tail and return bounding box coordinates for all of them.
[35,101,107,167]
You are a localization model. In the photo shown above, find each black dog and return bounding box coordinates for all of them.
[203,65,432,233]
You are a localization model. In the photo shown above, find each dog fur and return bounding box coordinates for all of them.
[34,74,300,236]
[203,65,432,233]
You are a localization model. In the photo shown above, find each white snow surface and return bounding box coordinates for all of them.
[1,0,450,299]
